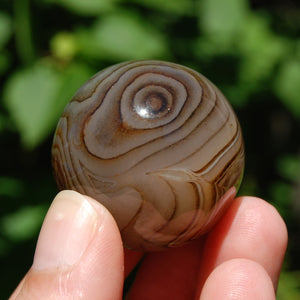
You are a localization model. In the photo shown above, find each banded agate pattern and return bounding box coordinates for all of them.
[52,60,244,251]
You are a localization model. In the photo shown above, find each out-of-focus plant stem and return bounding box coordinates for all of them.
[14,0,35,65]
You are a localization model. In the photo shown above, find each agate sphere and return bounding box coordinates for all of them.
[52,60,244,251]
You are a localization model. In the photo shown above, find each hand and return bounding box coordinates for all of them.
[10,191,287,300]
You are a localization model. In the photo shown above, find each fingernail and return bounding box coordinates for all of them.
[32,191,99,270]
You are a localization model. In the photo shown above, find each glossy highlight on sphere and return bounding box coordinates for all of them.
[52,60,245,251]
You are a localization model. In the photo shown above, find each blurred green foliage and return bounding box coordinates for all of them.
[0,0,299,298]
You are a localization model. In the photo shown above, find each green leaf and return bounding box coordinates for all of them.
[274,59,300,119]
[1,205,47,242]
[51,63,94,121]
[0,177,24,198]
[0,12,11,49]
[77,12,168,61]
[130,0,193,15]
[3,60,93,149]
[4,61,61,148]
[239,14,289,84]
[43,0,121,15]
[277,155,300,182]
[277,271,300,300]
[198,0,248,46]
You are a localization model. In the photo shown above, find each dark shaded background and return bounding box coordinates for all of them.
[0,0,299,298]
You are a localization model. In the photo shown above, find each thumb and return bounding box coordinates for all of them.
[10,191,124,300]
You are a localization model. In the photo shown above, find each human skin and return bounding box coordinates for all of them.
[9,191,288,300]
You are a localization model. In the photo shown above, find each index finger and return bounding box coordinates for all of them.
[197,196,288,295]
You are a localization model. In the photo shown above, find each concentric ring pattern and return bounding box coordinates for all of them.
[52,60,245,251]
